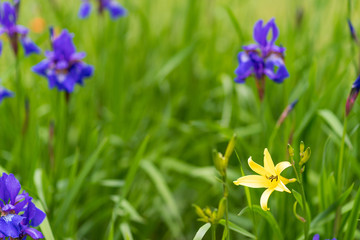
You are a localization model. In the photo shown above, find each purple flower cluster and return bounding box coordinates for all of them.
[79,0,127,19]
[32,28,94,92]
[0,1,40,56]
[235,18,289,100]
[0,173,46,239]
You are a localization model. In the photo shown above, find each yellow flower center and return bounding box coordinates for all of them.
[266,175,279,188]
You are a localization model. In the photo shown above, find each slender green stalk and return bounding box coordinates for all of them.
[15,54,22,132]
[337,116,347,191]
[268,125,279,152]
[212,224,216,240]
[222,175,229,240]
[291,155,309,240]
[235,150,257,239]
[333,115,347,237]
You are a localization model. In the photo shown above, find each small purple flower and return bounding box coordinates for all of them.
[32,28,94,93]
[0,173,46,239]
[79,0,127,19]
[235,18,289,100]
[346,75,360,116]
[0,1,40,56]
[0,86,13,103]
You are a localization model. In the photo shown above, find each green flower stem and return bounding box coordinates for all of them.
[15,54,22,132]
[337,115,347,191]
[212,224,217,240]
[222,174,229,240]
[235,150,257,239]
[268,125,280,152]
[333,115,347,237]
[291,156,309,240]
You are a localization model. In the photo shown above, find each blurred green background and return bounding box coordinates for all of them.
[0,0,359,239]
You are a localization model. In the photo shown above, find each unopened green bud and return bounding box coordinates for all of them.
[205,207,212,217]
[211,211,217,223]
[224,135,236,160]
[193,204,206,219]
[300,141,305,153]
[193,204,209,223]
[213,150,223,174]
[288,144,294,157]
[299,147,311,166]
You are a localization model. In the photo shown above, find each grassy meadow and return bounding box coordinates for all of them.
[0,0,360,239]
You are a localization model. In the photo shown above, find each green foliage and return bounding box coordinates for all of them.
[0,0,359,239]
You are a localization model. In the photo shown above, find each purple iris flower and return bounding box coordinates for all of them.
[0,173,46,239]
[346,75,360,116]
[0,86,13,103]
[79,0,127,19]
[235,18,289,100]
[0,1,40,56]
[32,28,94,93]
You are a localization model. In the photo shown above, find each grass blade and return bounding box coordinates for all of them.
[343,188,360,240]
[54,138,108,227]
[193,223,211,240]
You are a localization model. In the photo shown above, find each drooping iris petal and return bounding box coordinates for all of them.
[0,214,23,238]
[234,52,253,83]
[79,1,92,19]
[264,64,289,83]
[105,0,127,19]
[21,37,41,56]
[23,228,44,239]
[32,60,50,77]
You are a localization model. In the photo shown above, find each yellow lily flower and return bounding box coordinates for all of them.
[234,148,296,211]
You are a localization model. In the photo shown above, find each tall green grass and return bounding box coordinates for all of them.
[0,0,359,239]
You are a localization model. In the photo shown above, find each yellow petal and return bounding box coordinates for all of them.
[263,148,276,175]
[279,176,296,185]
[248,157,270,176]
[233,175,269,188]
[275,180,291,193]
[275,161,292,175]
[260,188,274,211]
